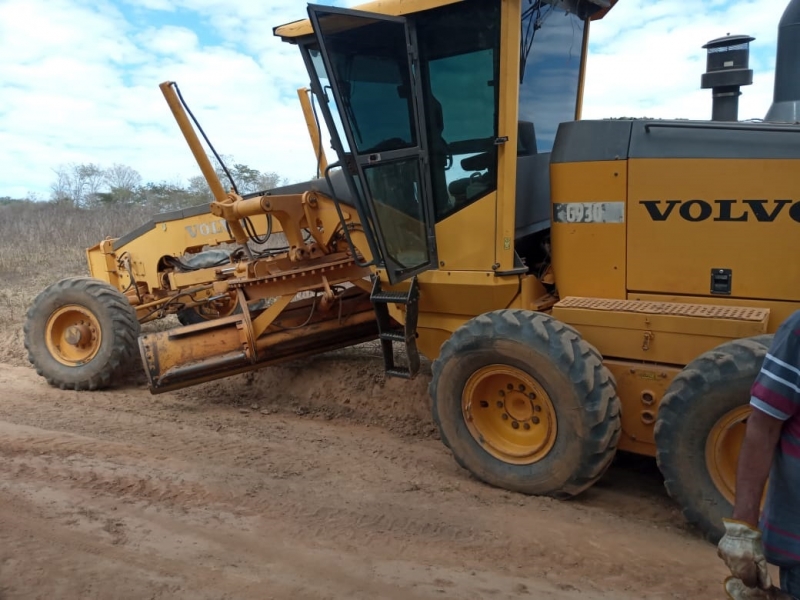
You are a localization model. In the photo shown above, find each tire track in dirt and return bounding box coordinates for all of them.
[0,433,600,600]
[0,363,732,598]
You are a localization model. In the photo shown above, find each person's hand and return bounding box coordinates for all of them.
[724,577,793,599]
[717,519,772,589]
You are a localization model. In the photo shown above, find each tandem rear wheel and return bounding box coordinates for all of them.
[429,309,622,498]
[655,335,773,543]
[24,277,141,391]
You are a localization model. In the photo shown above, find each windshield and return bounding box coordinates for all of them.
[519,2,586,153]
[416,1,501,222]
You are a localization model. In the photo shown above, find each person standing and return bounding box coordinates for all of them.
[717,311,800,599]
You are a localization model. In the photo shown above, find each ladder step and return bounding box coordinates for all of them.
[386,367,413,379]
[379,331,407,343]
[371,291,411,304]
[370,275,421,381]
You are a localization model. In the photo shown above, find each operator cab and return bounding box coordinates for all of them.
[277,0,607,283]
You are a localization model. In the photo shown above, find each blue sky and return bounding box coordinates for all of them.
[0,0,789,199]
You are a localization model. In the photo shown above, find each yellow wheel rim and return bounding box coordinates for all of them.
[45,305,102,366]
[462,365,557,465]
[706,405,750,504]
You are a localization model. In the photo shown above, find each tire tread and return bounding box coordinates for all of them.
[654,335,773,542]
[429,309,621,498]
[24,276,140,391]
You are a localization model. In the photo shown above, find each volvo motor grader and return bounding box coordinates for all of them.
[24,0,800,543]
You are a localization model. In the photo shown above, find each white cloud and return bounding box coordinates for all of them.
[0,0,792,200]
[583,0,785,121]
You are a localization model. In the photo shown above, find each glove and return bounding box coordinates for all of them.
[724,577,793,599]
[717,519,772,589]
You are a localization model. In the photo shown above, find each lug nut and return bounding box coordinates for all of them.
[496,400,504,408]
[507,384,514,391]
[518,384,525,392]
[498,390,505,397]
[501,414,509,420]
[528,393,536,400]
[534,405,542,412]
[512,421,519,429]
[523,423,531,430]
[532,416,540,424]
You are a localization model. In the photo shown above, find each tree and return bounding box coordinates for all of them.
[136,181,197,212]
[46,157,286,212]
[50,163,106,207]
[104,164,142,204]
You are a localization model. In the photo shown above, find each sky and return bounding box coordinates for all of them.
[0,0,790,199]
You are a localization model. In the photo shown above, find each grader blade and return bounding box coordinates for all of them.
[139,288,378,393]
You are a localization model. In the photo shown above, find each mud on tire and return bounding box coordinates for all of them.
[654,335,773,543]
[429,309,622,498]
[24,277,141,391]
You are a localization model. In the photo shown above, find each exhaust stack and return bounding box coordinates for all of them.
[766,0,800,122]
[701,34,754,122]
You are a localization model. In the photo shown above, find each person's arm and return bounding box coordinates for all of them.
[718,318,800,589]
[731,407,784,527]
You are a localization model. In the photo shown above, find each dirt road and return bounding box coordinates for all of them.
[0,350,733,599]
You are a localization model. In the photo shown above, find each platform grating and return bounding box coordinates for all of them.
[555,297,769,322]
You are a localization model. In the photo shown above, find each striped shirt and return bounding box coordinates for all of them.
[751,309,800,568]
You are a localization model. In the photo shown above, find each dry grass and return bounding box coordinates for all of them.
[0,200,327,367]
[0,201,154,331]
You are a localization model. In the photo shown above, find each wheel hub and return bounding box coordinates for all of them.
[506,392,535,422]
[45,305,102,366]
[64,324,91,346]
[462,365,557,465]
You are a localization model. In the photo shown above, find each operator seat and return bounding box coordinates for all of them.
[447,120,538,207]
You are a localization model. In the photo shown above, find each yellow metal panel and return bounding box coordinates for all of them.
[552,297,769,365]
[605,360,681,457]
[627,158,800,302]
[434,192,497,271]
[85,242,118,287]
[550,161,627,299]
[416,326,451,362]
[417,270,519,316]
[382,269,522,360]
[416,311,476,360]
[494,0,522,273]
[110,212,271,292]
[630,292,800,335]
[274,0,464,40]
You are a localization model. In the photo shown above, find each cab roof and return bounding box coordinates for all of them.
[273,0,617,42]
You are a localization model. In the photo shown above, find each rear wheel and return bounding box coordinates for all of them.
[24,277,141,390]
[654,335,772,543]
[430,310,621,498]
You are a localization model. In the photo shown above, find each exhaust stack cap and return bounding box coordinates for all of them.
[701,34,755,122]
[765,0,800,123]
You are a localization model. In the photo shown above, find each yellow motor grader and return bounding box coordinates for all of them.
[24,0,800,544]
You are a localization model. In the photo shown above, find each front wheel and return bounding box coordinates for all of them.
[24,277,141,390]
[429,310,621,498]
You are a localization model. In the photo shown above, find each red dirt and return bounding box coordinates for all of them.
[0,337,738,599]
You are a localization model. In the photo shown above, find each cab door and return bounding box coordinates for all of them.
[308,5,437,284]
